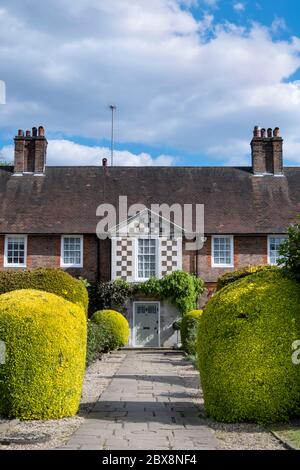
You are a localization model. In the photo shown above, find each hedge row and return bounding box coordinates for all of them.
[216,265,275,291]
[0,268,88,312]
[180,310,202,355]
[198,270,300,423]
[0,289,87,420]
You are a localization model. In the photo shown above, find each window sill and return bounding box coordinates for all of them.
[4,265,27,268]
[211,264,234,268]
[60,265,83,269]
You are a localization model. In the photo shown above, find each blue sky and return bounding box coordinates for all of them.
[0,0,300,166]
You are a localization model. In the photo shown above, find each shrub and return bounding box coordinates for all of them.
[216,265,275,291]
[0,289,87,420]
[198,270,300,423]
[88,279,132,315]
[0,268,88,313]
[180,309,203,355]
[86,320,110,366]
[91,309,129,350]
[279,215,300,281]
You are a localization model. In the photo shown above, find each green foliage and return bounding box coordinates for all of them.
[197,270,300,424]
[86,320,110,366]
[91,309,129,350]
[88,279,132,315]
[0,289,87,420]
[172,320,182,331]
[279,216,300,281]
[180,309,203,355]
[89,271,204,317]
[134,271,204,315]
[216,264,275,291]
[0,268,88,313]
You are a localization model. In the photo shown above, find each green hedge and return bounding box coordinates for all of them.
[198,270,300,423]
[216,265,275,291]
[0,289,87,420]
[86,320,111,366]
[0,268,88,312]
[180,310,202,355]
[91,309,129,350]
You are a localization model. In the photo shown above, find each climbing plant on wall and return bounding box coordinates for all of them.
[89,271,204,316]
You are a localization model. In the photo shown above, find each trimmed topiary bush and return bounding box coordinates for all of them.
[198,270,300,423]
[181,310,203,355]
[216,265,275,291]
[0,268,88,313]
[91,309,129,351]
[86,320,110,366]
[0,289,87,420]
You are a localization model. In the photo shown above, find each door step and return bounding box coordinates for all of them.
[121,347,182,352]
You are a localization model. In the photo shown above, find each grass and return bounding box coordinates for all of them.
[271,421,300,449]
[186,353,198,370]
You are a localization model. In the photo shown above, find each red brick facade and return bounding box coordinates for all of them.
[0,233,270,286]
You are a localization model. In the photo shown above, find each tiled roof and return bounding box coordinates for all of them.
[0,165,299,234]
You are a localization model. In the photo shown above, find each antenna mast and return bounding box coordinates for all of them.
[109,104,117,166]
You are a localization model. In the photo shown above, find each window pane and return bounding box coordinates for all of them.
[6,237,26,266]
[138,239,157,278]
[63,237,82,265]
[213,237,232,266]
[269,237,287,265]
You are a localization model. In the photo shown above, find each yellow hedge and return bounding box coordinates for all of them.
[0,289,87,420]
[91,309,129,350]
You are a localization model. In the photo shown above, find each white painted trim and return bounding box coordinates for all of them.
[60,235,84,268]
[211,235,234,268]
[109,207,185,236]
[267,234,288,266]
[132,301,160,348]
[111,236,118,280]
[177,237,183,270]
[4,234,28,268]
[134,236,160,282]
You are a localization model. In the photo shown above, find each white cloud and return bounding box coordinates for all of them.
[0,0,299,166]
[233,3,246,12]
[271,17,287,34]
[0,140,176,166]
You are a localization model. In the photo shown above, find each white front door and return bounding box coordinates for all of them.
[134,302,160,347]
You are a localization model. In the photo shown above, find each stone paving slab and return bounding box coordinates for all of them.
[63,351,218,450]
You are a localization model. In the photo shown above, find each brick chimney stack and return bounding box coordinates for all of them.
[14,125,48,175]
[251,126,283,176]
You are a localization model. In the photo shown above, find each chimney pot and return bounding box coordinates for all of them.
[253,126,261,138]
[17,129,24,137]
[38,126,45,137]
[25,130,31,137]
[251,124,283,175]
[32,127,37,137]
[102,158,108,167]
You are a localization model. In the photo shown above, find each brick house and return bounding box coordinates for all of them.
[0,125,299,347]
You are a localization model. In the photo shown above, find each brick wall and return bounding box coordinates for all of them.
[0,233,269,285]
[0,234,99,282]
[192,235,268,283]
[27,235,60,268]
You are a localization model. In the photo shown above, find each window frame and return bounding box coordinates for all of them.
[267,235,288,266]
[60,235,83,268]
[4,234,28,268]
[135,236,160,282]
[211,235,234,268]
